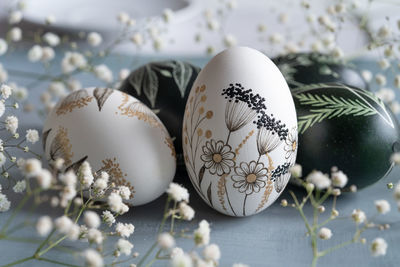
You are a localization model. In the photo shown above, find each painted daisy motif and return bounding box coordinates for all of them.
[232,161,268,195]
[284,127,298,161]
[200,140,235,176]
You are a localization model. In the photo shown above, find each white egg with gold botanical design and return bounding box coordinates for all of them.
[182,47,298,217]
[43,87,176,206]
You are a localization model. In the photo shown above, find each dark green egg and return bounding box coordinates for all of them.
[293,83,400,189]
[273,53,369,90]
[119,60,200,166]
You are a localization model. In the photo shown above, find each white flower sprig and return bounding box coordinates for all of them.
[283,165,390,267]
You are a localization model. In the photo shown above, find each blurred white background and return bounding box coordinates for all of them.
[0,0,399,56]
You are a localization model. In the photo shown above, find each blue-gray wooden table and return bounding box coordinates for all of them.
[0,50,399,267]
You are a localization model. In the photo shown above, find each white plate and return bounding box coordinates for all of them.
[22,0,200,32]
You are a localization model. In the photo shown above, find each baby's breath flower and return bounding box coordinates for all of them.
[162,8,174,23]
[351,209,366,224]
[203,244,221,262]
[116,222,135,238]
[171,247,184,259]
[0,39,7,56]
[87,228,104,244]
[94,64,113,83]
[13,180,26,193]
[331,170,348,188]
[378,59,390,70]
[43,32,60,47]
[370,237,388,257]
[84,211,101,229]
[59,170,77,186]
[207,19,220,31]
[60,185,77,202]
[102,210,115,226]
[5,115,18,134]
[318,227,332,240]
[50,196,59,207]
[281,199,288,207]
[61,52,87,73]
[119,69,130,81]
[375,88,395,103]
[9,11,23,24]
[84,249,104,267]
[170,253,193,267]
[290,164,302,178]
[331,209,339,218]
[8,27,22,42]
[390,152,400,165]
[25,129,39,144]
[117,185,131,200]
[45,15,56,25]
[117,12,130,24]
[48,81,66,97]
[179,202,195,221]
[269,33,283,44]
[36,169,52,189]
[350,184,357,193]
[318,205,325,213]
[158,232,175,249]
[78,161,94,188]
[87,32,102,47]
[331,47,343,58]
[306,171,331,190]
[67,224,80,240]
[27,45,43,62]
[0,192,10,212]
[167,183,189,202]
[0,102,4,118]
[41,46,55,62]
[375,73,387,86]
[194,220,210,247]
[378,25,390,39]
[130,33,143,46]
[107,192,129,214]
[55,215,73,234]
[224,34,237,47]
[22,158,41,177]
[374,199,390,214]
[36,216,53,236]
[361,70,372,82]
[116,238,134,256]
[74,197,83,207]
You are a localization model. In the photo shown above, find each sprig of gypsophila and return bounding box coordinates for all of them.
[0,1,175,118]
[0,84,41,184]
[282,164,390,267]
[0,158,247,267]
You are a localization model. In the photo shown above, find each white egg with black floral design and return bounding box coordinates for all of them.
[43,87,176,206]
[182,47,298,217]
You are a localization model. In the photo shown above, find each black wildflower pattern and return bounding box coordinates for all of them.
[271,162,291,193]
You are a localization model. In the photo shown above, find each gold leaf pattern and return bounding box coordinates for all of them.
[56,89,93,115]
[118,93,176,159]
[100,157,135,198]
[255,179,273,212]
[50,126,73,166]
[217,174,227,212]
[233,130,255,161]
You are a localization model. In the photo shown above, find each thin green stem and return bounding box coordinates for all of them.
[1,256,34,267]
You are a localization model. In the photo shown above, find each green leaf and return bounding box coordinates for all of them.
[172,61,193,98]
[160,69,172,77]
[128,67,145,96]
[143,65,159,108]
[296,92,378,134]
